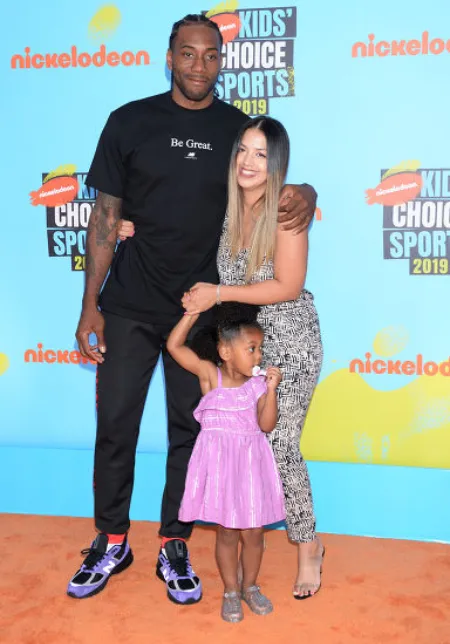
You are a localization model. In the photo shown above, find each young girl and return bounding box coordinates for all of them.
[167,303,284,623]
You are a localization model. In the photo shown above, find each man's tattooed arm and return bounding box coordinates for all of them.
[83,191,122,307]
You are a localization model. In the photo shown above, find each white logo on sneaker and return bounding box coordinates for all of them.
[103,561,116,574]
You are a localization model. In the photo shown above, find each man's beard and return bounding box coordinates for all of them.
[171,70,218,103]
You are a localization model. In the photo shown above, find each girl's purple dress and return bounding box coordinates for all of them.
[179,369,286,529]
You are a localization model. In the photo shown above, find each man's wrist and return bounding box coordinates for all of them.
[82,295,99,310]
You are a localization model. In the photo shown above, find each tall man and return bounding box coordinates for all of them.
[68,14,316,604]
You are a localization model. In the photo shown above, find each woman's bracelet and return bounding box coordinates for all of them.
[216,284,222,305]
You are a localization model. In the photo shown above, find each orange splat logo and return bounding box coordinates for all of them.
[207,1,241,44]
[366,160,423,207]
[30,175,79,207]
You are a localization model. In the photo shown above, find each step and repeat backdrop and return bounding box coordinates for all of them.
[1,0,449,471]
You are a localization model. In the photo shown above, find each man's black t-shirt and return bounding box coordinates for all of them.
[86,91,248,324]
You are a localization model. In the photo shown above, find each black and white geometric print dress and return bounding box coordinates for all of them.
[217,231,323,542]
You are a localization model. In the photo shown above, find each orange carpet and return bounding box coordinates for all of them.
[1,515,449,644]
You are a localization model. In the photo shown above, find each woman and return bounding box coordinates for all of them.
[182,116,325,599]
[119,117,324,598]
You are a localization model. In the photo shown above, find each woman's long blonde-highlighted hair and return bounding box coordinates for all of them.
[226,117,290,281]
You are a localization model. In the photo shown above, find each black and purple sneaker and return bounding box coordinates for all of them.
[67,533,133,599]
[156,539,202,605]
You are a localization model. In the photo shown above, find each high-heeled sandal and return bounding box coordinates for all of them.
[293,547,325,600]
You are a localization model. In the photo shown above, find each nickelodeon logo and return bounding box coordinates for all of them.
[208,13,241,45]
[206,1,241,44]
[366,160,422,207]
[350,353,450,377]
[30,165,81,208]
[25,344,96,365]
[11,45,150,70]
[352,32,450,58]
[11,6,149,70]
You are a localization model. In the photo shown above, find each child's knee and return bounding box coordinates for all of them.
[217,526,240,546]
[240,527,264,546]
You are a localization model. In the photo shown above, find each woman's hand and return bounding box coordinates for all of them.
[182,283,217,314]
[117,219,135,241]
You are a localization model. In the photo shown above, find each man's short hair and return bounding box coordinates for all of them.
[169,14,223,50]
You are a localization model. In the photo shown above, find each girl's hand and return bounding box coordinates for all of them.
[182,283,217,314]
[117,219,135,241]
[265,366,282,391]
